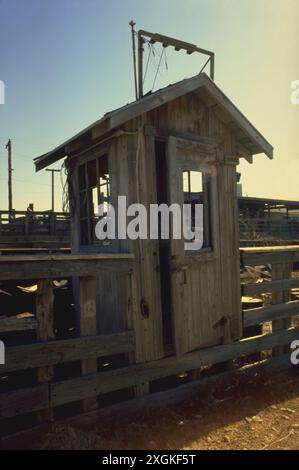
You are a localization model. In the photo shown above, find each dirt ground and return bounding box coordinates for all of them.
[38,367,299,451]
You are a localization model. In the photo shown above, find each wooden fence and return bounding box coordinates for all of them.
[0,210,70,243]
[1,247,299,442]
[240,217,299,242]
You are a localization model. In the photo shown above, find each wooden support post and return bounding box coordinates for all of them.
[79,276,98,411]
[49,212,55,236]
[36,279,54,423]
[138,32,144,99]
[25,213,29,236]
[272,262,293,356]
[126,272,150,398]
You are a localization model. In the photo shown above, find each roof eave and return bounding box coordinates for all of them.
[34,73,274,170]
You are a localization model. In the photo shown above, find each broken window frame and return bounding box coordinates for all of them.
[78,154,111,247]
[182,169,212,251]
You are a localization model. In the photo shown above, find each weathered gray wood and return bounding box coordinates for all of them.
[0,316,37,332]
[0,354,290,446]
[35,73,273,172]
[0,384,49,418]
[1,331,135,373]
[243,300,299,327]
[272,263,293,356]
[62,354,291,431]
[51,327,299,406]
[1,326,296,419]
[0,255,134,281]
[243,278,299,296]
[79,276,98,412]
[241,249,298,267]
[36,280,54,345]
[36,279,54,422]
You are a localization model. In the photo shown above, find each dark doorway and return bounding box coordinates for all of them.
[155,140,173,352]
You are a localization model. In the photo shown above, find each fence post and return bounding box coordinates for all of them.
[272,262,293,356]
[36,279,55,423]
[49,212,55,235]
[24,213,29,236]
[79,276,98,411]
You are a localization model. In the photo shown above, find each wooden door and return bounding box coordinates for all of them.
[167,136,227,355]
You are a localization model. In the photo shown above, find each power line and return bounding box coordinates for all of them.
[152,47,165,91]
[143,43,152,84]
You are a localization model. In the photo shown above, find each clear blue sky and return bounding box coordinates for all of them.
[0,0,298,210]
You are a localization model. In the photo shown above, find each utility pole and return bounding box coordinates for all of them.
[46,168,60,212]
[5,139,13,215]
[129,20,138,100]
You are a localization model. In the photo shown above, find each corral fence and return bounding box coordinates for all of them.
[240,217,299,242]
[0,247,299,444]
[0,210,70,240]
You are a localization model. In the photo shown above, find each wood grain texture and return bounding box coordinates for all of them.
[1,331,135,373]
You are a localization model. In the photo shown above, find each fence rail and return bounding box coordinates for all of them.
[1,247,299,441]
[241,246,299,357]
[0,210,70,240]
[240,217,299,241]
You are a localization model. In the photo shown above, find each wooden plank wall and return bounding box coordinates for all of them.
[145,92,242,354]
[125,121,164,362]
[67,89,243,359]
[68,131,164,362]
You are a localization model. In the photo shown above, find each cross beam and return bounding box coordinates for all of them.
[137,29,215,98]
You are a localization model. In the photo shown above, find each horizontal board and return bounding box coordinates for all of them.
[243,300,299,327]
[62,354,291,431]
[241,250,298,267]
[0,256,134,281]
[0,354,291,443]
[243,278,299,296]
[51,327,299,406]
[0,316,37,333]
[0,384,49,418]
[1,331,135,373]
[2,328,298,417]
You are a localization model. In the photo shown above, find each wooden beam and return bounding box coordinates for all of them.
[36,279,54,423]
[138,30,214,57]
[0,316,37,333]
[0,384,49,418]
[272,263,293,356]
[62,354,291,431]
[243,278,299,296]
[0,255,134,281]
[241,250,297,267]
[0,354,291,446]
[51,327,299,407]
[243,300,299,327]
[1,328,297,419]
[79,277,98,412]
[1,331,135,373]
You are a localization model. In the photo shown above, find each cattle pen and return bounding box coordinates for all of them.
[1,58,298,447]
[0,245,299,446]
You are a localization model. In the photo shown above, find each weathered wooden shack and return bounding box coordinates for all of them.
[34,73,273,363]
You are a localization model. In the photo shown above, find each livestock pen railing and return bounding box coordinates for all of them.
[0,210,70,241]
[1,247,299,445]
[0,253,135,439]
[240,217,299,243]
[240,246,299,357]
